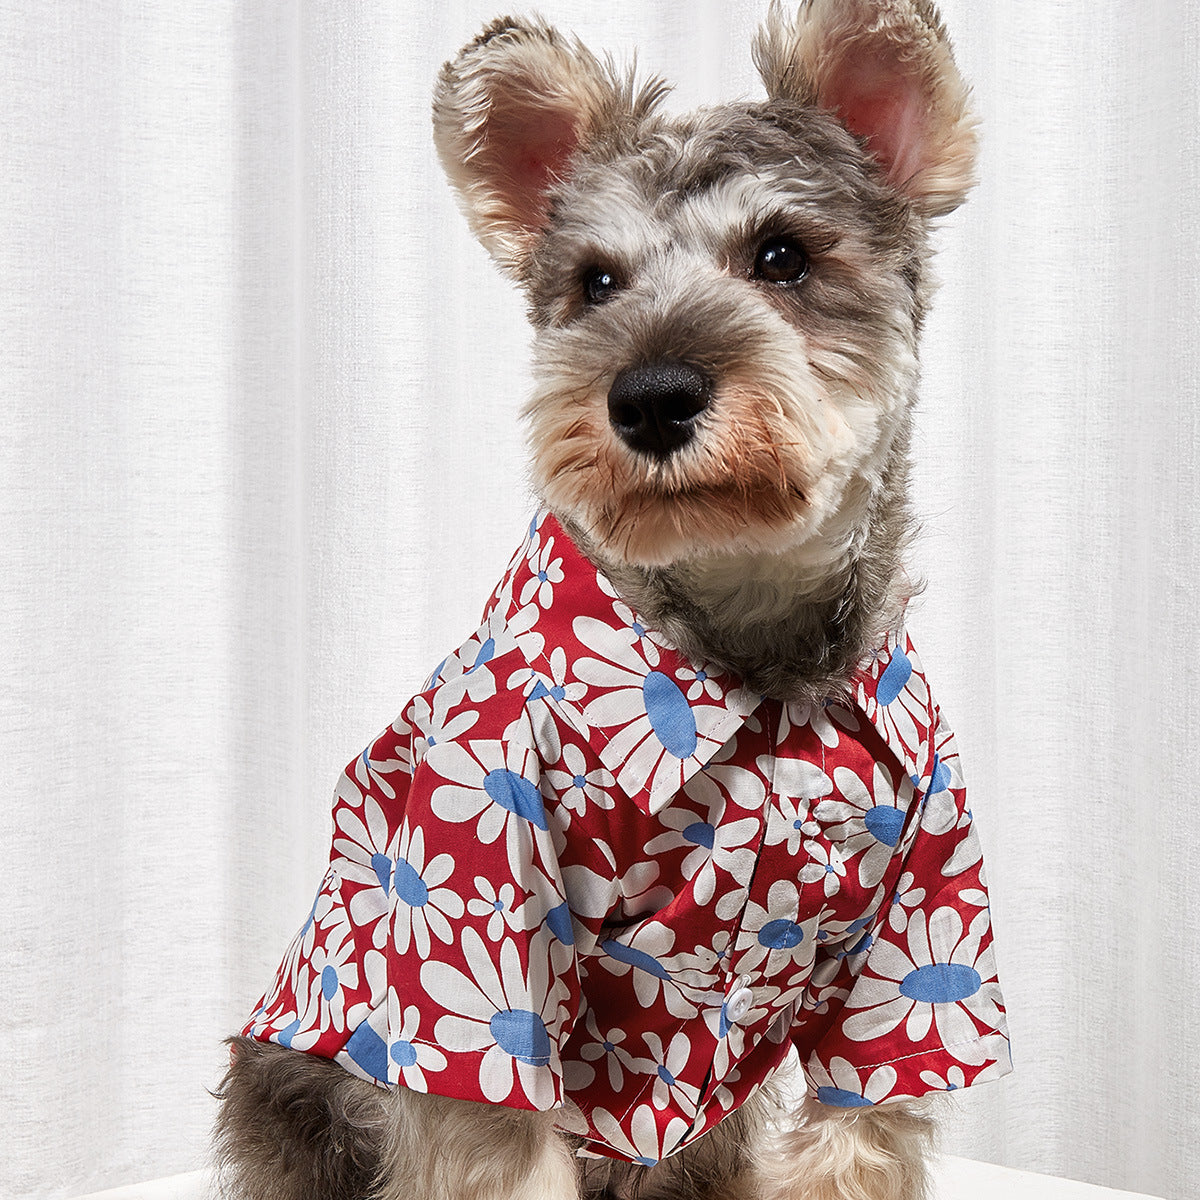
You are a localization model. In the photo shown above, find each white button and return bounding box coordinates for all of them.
[725,985,754,1024]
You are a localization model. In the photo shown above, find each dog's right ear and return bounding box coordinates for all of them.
[754,0,977,217]
[433,19,663,277]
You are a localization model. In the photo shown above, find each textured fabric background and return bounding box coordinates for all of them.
[1,2,1195,1198]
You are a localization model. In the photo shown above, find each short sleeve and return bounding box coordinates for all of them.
[798,708,1012,1107]
[244,672,589,1114]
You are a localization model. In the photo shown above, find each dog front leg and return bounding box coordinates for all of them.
[375,1090,581,1200]
[761,1095,936,1200]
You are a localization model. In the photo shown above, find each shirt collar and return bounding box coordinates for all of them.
[486,512,934,814]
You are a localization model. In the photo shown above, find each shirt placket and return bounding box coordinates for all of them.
[681,704,784,1137]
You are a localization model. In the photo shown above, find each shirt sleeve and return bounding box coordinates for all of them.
[797,707,1012,1107]
[244,675,589,1114]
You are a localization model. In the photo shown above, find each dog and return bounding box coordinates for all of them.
[214,3,1011,1198]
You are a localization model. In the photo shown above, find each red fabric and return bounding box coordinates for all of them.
[245,512,1011,1164]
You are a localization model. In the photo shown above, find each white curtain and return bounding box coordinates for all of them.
[1,2,1196,1198]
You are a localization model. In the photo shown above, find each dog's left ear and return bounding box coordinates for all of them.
[754,0,977,216]
[434,18,666,276]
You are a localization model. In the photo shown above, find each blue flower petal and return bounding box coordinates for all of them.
[900,963,982,1003]
[371,852,392,892]
[484,769,548,830]
[600,938,671,980]
[490,1009,552,1066]
[344,1022,388,1082]
[876,648,913,706]
[393,857,429,907]
[545,901,575,946]
[643,670,698,759]
[818,1086,874,1108]
[864,805,905,847]
[759,918,804,949]
[390,1039,418,1069]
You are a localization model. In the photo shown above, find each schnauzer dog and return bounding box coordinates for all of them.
[215,2,1011,1198]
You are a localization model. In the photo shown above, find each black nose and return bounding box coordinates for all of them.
[607,360,712,458]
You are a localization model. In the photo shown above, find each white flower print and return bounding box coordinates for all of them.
[597,921,698,1020]
[919,1064,966,1092]
[389,821,463,959]
[588,1103,691,1167]
[861,642,931,766]
[349,739,403,801]
[344,948,387,1032]
[676,765,764,918]
[302,921,360,1035]
[706,978,783,1079]
[332,790,400,946]
[543,741,615,819]
[675,662,723,702]
[593,570,664,662]
[916,746,964,836]
[427,739,551,883]
[251,909,327,1046]
[799,837,847,897]
[887,871,927,932]
[633,1030,702,1117]
[374,716,417,776]
[468,877,543,940]
[779,699,859,750]
[643,785,758,910]
[803,974,853,1018]
[841,905,1002,1059]
[769,754,834,804]
[407,687,480,758]
[576,1007,640,1093]
[805,1056,898,1107]
[763,752,833,861]
[263,992,325,1054]
[519,536,565,608]
[255,871,344,1027]
[658,928,734,994]
[940,812,984,879]
[481,513,540,616]
[422,928,572,1106]
[614,857,672,918]
[763,791,822,857]
[710,1060,752,1114]
[572,609,721,797]
[387,990,448,1090]
[733,879,818,985]
[508,645,588,711]
[436,635,501,707]
[817,762,915,889]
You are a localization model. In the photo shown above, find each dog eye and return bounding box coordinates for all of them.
[753,237,809,284]
[582,266,621,305]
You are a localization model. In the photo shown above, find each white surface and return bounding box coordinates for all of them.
[3,2,1198,1199]
[68,1160,1166,1200]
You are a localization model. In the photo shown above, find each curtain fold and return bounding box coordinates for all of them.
[1,2,1196,1197]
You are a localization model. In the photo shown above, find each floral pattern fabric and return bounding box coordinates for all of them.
[244,512,1011,1164]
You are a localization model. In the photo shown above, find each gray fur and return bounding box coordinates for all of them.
[213,1038,388,1199]
[578,428,917,705]
[532,100,927,701]
[215,1035,769,1200]
[524,103,927,700]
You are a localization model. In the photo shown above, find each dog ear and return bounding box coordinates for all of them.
[753,0,977,216]
[434,19,664,274]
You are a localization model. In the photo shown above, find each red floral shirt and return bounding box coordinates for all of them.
[245,512,1011,1164]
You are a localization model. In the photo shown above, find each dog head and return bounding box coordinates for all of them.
[433,1,976,573]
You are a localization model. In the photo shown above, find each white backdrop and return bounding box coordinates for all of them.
[1,2,1197,1198]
